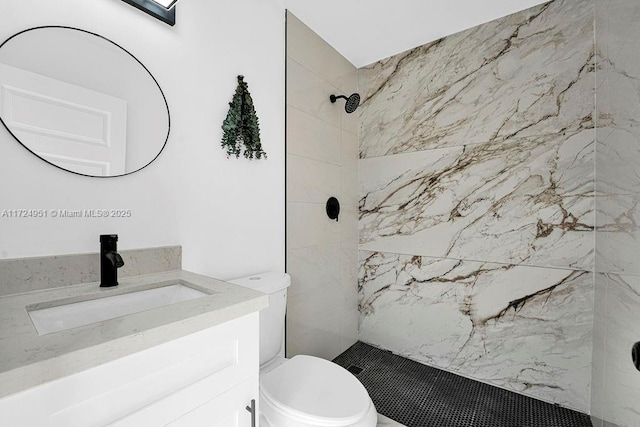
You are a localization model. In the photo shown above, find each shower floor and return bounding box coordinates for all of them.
[333,342,593,427]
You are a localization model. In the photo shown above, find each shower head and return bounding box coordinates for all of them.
[330,93,360,114]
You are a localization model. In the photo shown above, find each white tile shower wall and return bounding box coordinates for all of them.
[592,1,640,426]
[286,13,359,360]
[357,0,595,412]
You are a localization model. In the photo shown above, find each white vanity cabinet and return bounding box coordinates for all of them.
[0,312,260,427]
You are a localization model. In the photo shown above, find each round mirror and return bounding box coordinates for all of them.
[0,27,170,177]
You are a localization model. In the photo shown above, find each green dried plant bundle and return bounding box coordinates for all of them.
[221,75,267,160]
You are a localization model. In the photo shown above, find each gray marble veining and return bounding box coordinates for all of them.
[0,246,182,297]
[591,273,640,426]
[358,0,595,158]
[592,2,640,426]
[595,0,640,130]
[356,0,598,413]
[595,128,640,275]
[595,0,640,276]
[358,251,593,412]
[359,131,594,270]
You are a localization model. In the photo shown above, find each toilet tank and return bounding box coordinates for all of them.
[229,272,291,367]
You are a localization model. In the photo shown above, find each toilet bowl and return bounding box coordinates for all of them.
[259,355,377,427]
[229,272,377,427]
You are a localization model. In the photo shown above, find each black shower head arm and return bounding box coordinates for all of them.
[330,92,361,114]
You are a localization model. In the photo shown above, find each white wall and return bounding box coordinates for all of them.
[0,0,285,279]
[284,0,549,67]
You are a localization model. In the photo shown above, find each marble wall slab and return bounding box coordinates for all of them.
[358,0,594,158]
[357,0,596,413]
[591,273,608,426]
[594,0,640,276]
[0,246,182,297]
[595,0,640,130]
[359,251,593,412]
[591,274,640,426]
[595,127,640,275]
[360,130,594,270]
[592,1,640,426]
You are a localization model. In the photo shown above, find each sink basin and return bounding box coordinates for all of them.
[28,284,208,335]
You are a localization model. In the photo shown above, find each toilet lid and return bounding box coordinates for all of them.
[261,355,371,425]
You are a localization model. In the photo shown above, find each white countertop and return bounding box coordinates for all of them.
[0,270,268,399]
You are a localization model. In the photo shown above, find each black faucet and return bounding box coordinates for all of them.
[100,234,125,288]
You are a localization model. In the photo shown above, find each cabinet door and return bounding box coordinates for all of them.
[109,375,258,427]
[0,313,259,426]
[170,377,258,427]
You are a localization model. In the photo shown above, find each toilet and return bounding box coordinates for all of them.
[230,272,377,427]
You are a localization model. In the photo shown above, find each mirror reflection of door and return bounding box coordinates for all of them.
[0,63,127,176]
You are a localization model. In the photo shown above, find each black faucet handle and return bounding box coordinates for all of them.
[114,253,124,268]
[105,252,125,269]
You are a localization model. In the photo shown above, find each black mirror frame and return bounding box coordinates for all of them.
[121,0,176,26]
[0,26,171,179]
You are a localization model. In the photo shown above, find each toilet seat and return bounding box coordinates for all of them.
[260,355,373,426]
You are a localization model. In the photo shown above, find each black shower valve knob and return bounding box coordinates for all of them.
[326,197,340,222]
[632,342,640,372]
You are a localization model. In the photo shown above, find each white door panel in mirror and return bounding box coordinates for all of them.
[0,27,169,177]
[0,63,128,175]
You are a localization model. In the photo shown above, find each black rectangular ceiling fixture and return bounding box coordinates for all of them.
[121,0,176,26]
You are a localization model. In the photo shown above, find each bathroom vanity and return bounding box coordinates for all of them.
[0,270,267,426]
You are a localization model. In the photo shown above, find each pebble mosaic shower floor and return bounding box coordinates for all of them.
[333,342,593,427]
